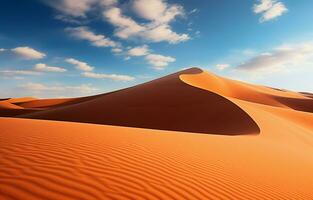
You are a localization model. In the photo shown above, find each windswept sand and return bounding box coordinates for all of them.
[1,116,313,200]
[1,68,313,199]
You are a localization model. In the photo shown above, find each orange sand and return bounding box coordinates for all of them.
[1,68,313,199]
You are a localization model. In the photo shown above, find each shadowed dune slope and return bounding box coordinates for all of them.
[0,99,39,117]
[0,117,313,200]
[181,71,313,113]
[17,68,259,135]
[15,95,99,109]
[0,95,100,117]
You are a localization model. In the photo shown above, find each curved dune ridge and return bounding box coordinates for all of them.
[14,68,260,135]
[180,71,313,112]
[0,98,39,117]
[1,67,313,199]
[0,117,313,200]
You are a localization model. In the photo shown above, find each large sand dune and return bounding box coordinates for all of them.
[1,67,313,199]
[14,68,260,135]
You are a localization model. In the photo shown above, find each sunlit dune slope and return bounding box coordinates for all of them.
[16,68,259,135]
[0,117,313,200]
[181,71,313,112]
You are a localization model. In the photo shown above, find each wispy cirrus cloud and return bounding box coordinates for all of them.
[237,43,313,73]
[0,70,41,78]
[34,63,67,72]
[124,45,176,70]
[82,71,135,81]
[253,0,287,22]
[66,58,94,71]
[65,58,135,81]
[0,62,67,79]
[66,26,118,47]
[18,82,99,98]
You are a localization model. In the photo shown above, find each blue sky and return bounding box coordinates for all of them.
[1,0,313,98]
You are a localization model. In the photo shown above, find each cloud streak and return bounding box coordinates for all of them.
[19,82,99,98]
[34,63,67,72]
[66,58,94,71]
[65,58,135,81]
[237,43,313,72]
[0,70,41,77]
[66,26,117,47]
[82,72,135,81]
[11,47,46,60]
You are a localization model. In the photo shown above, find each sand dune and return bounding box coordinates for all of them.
[16,68,259,135]
[1,67,313,199]
[0,99,40,117]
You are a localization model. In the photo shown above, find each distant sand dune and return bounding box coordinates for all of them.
[0,99,39,117]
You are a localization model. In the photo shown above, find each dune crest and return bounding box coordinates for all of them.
[180,70,313,113]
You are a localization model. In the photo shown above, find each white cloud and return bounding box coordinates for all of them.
[45,0,190,44]
[111,47,123,53]
[66,26,117,47]
[237,43,313,73]
[45,0,96,18]
[216,64,230,71]
[127,45,149,56]
[104,7,145,39]
[82,71,135,81]
[143,24,190,44]
[19,82,99,98]
[11,47,46,60]
[0,48,6,52]
[34,63,67,72]
[253,0,287,22]
[0,70,41,77]
[45,0,118,19]
[254,0,273,13]
[103,4,190,44]
[145,53,175,70]
[132,0,184,24]
[66,58,94,71]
